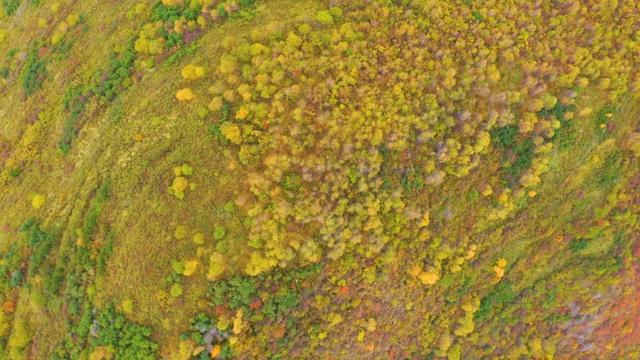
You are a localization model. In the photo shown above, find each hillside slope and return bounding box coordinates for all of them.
[1,0,640,359]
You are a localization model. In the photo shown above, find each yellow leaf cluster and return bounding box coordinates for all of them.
[493,258,507,281]
[207,252,226,280]
[220,122,242,145]
[31,194,45,209]
[182,260,198,276]
[176,88,195,101]
[181,64,206,80]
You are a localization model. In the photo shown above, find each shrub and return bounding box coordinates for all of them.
[502,138,534,183]
[182,260,198,276]
[170,177,189,199]
[182,4,201,21]
[208,122,230,145]
[9,270,23,288]
[597,150,622,190]
[472,10,484,21]
[19,218,56,277]
[21,43,47,96]
[97,231,115,276]
[82,180,111,242]
[316,10,334,25]
[490,125,518,148]
[151,1,184,22]
[7,318,31,360]
[159,28,183,49]
[475,281,516,321]
[31,194,45,209]
[208,275,256,310]
[170,283,183,297]
[281,173,301,192]
[239,0,255,7]
[91,45,136,102]
[59,85,88,153]
[181,64,205,80]
[595,105,617,138]
[181,314,233,359]
[176,88,195,101]
[164,43,198,66]
[261,288,300,319]
[207,252,226,280]
[213,226,226,240]
[2,0,21,16]
[401,169,425,192]
[44,263,64,295]
[8,168,22,178]
[90,305,158,359]
[219,122,241,144]
[569,238,589,253]
[216,3,229,19]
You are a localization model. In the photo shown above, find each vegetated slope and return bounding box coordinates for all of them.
[0,0,640,359]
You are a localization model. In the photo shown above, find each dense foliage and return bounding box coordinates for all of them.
[0,0,640,359]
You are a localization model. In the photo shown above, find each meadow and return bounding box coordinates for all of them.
[0,0,639,359]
